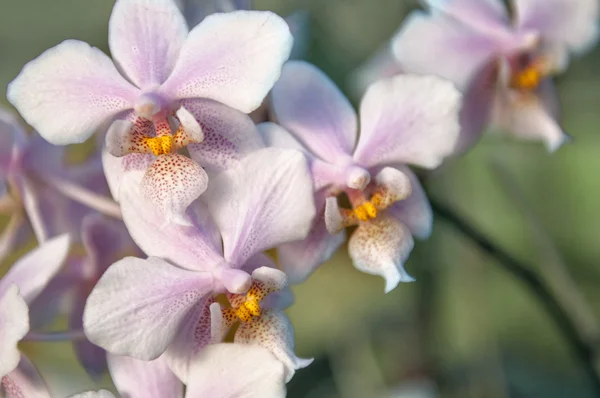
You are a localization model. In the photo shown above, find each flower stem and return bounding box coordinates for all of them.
[429,197,600,395]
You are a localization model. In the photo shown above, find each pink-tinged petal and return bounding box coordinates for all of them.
[348,216,415,293]
[183,99,264,173]
[426,0,510,34]
[0,285,28,378]
[205,148,316,266]
[106,120,152,157]
[68,391,116,398]
[175,106,204,145]
[102,150,154,202]
[353,74,461,169]
[386,167,433,240]
[1,355,50,398]
[162,297,213,383]
[109,0,189,88]
[0,234,70,303]
[83,256,214,360]
[515,0,599,56]
[7,40,138,145]
[492,81,568,152]
[107,354,183,398]
[235,310,311,382]
[391,11,502,89]
[271,61,357,162]
[185,343,286,398]
[161,11,292,113]
[454,60,499,153]
[140,154,209,226]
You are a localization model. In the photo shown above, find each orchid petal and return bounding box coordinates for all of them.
[348,216,415,293]
[205,148,315,266]
[7,40,138,145]
[0,285,28,378]
[140,154,208,226]
[183,99,264,173]
[425,0,510,34]
[0,234,70,303]
[102,150,154,202]
[492,81,568,152]
[107,354,183,398]
[386,167,433,240]
[271,61,357,162]
[83,256,213,360]
[105,120,152,157]
[175,106,204,146]
[162,297,213,383]
[1,356,50,398]
[185,343,286,398]
[70,295,108,379]
[235,310,311,382]
[68,391,116,398]
[391,11,502,90]
[109,0,188,88]
[515,0,599,56]
[353,74,461,169]
[161,11,292,113]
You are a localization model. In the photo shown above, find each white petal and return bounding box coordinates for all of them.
[161,11,292,113]
[205,148,316,266]
[353,74,461,169]
[185,343,286,398]
[109,0,189,88]
[0,285,29,378]
[348,216,415,293]
[7,40,138,145]
[83,256,213,360]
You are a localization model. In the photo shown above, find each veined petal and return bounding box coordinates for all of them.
[271,61,357,162]
[348,216,415,293]
[386,167,433,240]
[183,99,265,173]
[353,74,461,169]
[109,0,189,88]
[515,0,599,57]
[492,81,568,152]
[0,234,70,303]
[7,40,138,145]
[0,285,28,378]
[185,344,286,398]
[83,256,214,360]
[161,11,292,113]
[235,311,311,382]
[107,354,183,398]
[162,297,213,383]
[205,148,316,266]
[1,355,50,398]
[391,11,502,90]
[140,154,208,226]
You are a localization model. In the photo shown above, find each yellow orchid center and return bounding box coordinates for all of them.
[512,64,543,90]
[225,280,271,323]
[144,135,174,156]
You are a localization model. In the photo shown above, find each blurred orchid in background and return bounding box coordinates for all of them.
[261,61,461,292]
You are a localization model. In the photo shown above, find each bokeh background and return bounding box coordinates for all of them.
[1,0,600,397]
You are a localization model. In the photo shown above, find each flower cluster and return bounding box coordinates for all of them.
[0,0,596,396]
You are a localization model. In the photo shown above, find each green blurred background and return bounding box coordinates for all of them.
[1,0,600,397]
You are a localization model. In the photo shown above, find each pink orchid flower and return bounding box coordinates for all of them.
[84,147,315,383]
[392,0,599,152]
[8,0,292,225]
[261,61,461,293]
[72,344,287,398]
[0,234,70,397]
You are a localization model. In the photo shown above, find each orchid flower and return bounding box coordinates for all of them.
[8,0,293,224]
[84,147,315,383]
[392,0,599,152]
[72,344,287,398]
[0,234,70,397]
[261,61,461,292]
[0,109,114,249]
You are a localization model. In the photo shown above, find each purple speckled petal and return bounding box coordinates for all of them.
[161,11,292,113]
[7,40,138,145]
[1,355,50,398]
[83,256,214,360]
[109,0,188,89]
[271,61,357,163]
[107,354,183,398]
[204,148,315,267]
